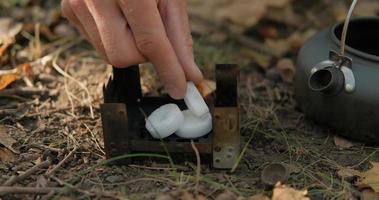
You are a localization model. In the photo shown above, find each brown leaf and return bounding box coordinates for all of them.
[354,1,379,17]
[0,147,15,162]
[272,182,310,200]
[0,18,22,42]
[214,0,266,28]
[215,191,238,200]
[353,162,379,193]
[0,37,13,59]
[247,194,270,200]
[241,48,271,70]
[0,63,32,90]
[0,72,20,90]
[181,192,195,200]
[188,0,267,29]
[265,39,289,57]
[337,167,359,180]
[276,59,296,83]
[361,189,379,200]
[197,79,216,97]
[333,135,355,150]
[287,30,317,53]
[156,194,175,200]
[265,0,292,8]
[0,125,17,153]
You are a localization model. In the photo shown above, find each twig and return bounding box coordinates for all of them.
[52,56,94,119]
[128,164,177,171]
[190,140,201,198]
[50,176,121,199]
[0,186,65,195]
[230,122,260,173]
[0,87,50,97]
[29,143,61,153]
[3,159,51,186]
[46,147,78,176]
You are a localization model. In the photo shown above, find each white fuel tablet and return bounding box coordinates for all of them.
[176,110,212,139]
[184,82,209,117]
[145,104,184,139]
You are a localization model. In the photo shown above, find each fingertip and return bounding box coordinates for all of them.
[166,79,187,100]
[186,63,204,85]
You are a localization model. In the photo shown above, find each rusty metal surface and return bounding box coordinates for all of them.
[130,137,212,154]
[213,64,240,169]
[212,107,240,169]
[100,103,129,163]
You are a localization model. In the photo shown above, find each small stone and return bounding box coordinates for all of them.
[105,175,124,183]
[266,67,281,82]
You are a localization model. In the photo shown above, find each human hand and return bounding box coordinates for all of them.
[61,0,203,99]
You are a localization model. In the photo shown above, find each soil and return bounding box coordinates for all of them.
[1,1,379,200]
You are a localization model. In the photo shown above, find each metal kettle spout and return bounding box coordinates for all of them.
[308,50,356,96]
[308,67,345,95]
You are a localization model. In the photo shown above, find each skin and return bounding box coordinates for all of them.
[61,0,203,99]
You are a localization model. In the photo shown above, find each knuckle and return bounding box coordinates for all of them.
[68,0,86,12]
[108,56,130,67]
[136,35,162,55]
[185,35,194,49]
[108,54,142,67]
[61,0,72,17]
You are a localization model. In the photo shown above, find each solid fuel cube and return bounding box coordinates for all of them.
[176,110,212,139]
[145,104,184,139]
[184,82,209,117]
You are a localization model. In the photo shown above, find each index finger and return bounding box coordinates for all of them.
[118,0,187,99]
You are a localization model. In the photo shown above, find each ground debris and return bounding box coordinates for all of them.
[353,162,379,193]
[275,59,295,83]
[272,182,310,200]
[333,135,355,150]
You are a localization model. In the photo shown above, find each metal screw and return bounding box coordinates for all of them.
[214,146,222,152]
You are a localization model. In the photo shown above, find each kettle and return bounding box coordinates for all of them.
[295,17,379,143]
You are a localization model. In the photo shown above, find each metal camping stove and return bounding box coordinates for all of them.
[100,64,240,169]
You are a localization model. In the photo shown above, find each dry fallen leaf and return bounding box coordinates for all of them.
[337,167,359,180]
[0,125,17,153]
[353,162,379,193]
[276,59,296,83]
[0,18,22,43]
[214,0,266,28]
[0,37,13,59]
[197,79,216,97]
[180,191,206,200]
[354,1,379,17]
[215,191,238,200]
[188,0,267,29]
[247,194,270,200]
[333,135,355,150]
[241,48,271,70]
[156,194,175,200]
[0,148,15,162]
[0,63,32,90]
[272,182,310,200]
[265,0,292,8]
[361,189,379,200]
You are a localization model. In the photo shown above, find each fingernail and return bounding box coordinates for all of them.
[166,84,185,100]
[190,63,204,84]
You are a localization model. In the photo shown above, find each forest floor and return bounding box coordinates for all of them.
[1,1,379,200]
